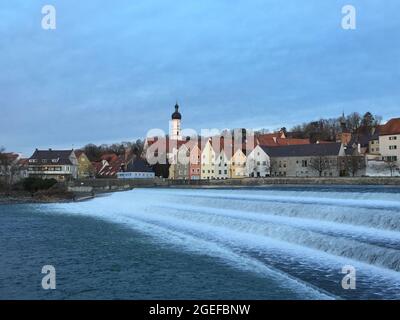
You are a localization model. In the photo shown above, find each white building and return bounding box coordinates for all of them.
[246,145,270,177]
[379,118,400,165]
[215,149,230,179]
[118,157,155,179]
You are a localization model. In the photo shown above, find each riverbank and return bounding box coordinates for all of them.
[0,190,77,205]
[2,176,399,205]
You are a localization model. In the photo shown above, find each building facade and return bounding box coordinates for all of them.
[189,143,201,180]
[379,118,400,164]
[28,149,78,181]
[214,149,230,179]
[246,145,270,177]
[201,139,216,180]
[263,143,345,177]
[74,150,94,179]
[230,149,247,179]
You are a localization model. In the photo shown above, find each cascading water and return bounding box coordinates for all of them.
[47,186,400,299]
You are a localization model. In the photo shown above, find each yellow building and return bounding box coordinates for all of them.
[200,139,216,180]
[74,151,94,179]
[230,149,247,178]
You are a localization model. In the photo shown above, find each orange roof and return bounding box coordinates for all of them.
[380,118,400,136]
[100,153,119,163]
[257,135,310,147]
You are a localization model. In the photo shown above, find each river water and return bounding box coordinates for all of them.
[1,186,400,299]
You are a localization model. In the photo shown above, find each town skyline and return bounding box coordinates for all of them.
[1,105,396,157]
[1,1,400,156]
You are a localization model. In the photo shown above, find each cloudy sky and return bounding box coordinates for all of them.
[1,0,399,155]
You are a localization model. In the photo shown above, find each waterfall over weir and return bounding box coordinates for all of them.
[49,186,400,299]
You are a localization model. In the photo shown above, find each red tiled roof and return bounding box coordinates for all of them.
[257,135,310,147]
[100,153,119,163]
[380,118,400,136]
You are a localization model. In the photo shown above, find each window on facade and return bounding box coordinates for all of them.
[389,145,397,150]
[219,170,221,174]
[302,160,308,167]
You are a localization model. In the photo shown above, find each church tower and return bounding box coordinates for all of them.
[170,102,182,141]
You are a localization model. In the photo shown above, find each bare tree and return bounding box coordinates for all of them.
[309,156,333,177]
[384,159,399,177]
[269,158,278,176]
[0,148,20,191]
[340,156,366,177]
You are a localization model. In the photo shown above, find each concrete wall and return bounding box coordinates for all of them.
[66,177,400,192]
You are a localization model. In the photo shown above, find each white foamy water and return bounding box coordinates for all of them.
[44,186,400,299]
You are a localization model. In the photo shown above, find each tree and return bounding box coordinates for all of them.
[132,139,144,156]
[340,156,366,177]
[384,158,399,177]
[269,158,278,176]
[0,147,20,190]
[309,156,334,177]
[346,112,362,132]
[361,112,375,129]
[83,144,102,162]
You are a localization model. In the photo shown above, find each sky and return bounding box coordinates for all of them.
[1,0,399,156]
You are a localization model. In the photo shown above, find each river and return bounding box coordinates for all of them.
[1,186,400,299]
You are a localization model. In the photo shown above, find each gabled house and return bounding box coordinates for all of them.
[74,150,94,179]
[28,149,78,181]
[246,145,270,177]
[92,153,125,178]
[215,149,230,179]
[189,142,201,180]
[201,139,216,180]
[174,143,191,180]
[230,148,247,179]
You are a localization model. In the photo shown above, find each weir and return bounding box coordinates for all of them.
[51,187,400,299]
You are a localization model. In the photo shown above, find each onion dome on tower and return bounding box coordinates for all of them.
[171,103,182,120]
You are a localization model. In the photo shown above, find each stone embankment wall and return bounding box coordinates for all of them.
[66,177,400,194]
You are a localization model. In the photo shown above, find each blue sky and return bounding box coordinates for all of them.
[1,0,399,155]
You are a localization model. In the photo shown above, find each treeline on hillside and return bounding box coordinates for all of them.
[288,112,382,142]
[82,139,144,162]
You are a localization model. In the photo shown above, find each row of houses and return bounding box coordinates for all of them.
[2,104,399,183]
[144,104,400,179]
[0,148,155,184]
